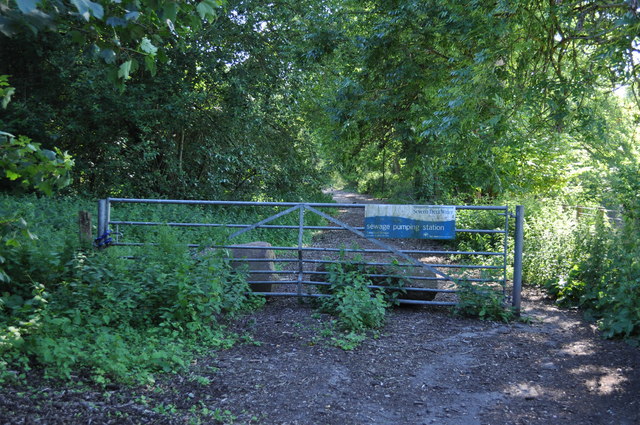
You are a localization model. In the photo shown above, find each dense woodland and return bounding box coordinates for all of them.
[0,0,639,382]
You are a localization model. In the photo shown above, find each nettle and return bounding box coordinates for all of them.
[0,223,261,384]
[317,259,389,335]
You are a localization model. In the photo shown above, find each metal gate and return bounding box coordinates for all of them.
[96,198,524,313]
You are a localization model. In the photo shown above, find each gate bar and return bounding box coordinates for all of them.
[112,242,505,257]
[297,206,305,296]
[228,205,300,239]
[97,199,110,237]
[107,197,508,211]
[108,220,506,234]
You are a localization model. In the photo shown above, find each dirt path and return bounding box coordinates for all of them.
[1,191,639,425]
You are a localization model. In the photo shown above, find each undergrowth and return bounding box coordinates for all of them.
[524,202,640,345]
[453,280,517,323]
[311,258,395,348]
[0,195,265,385]
[318,264,387,332]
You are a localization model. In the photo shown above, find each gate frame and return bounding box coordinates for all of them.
[97,198,524,314]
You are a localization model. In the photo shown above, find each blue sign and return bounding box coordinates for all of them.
[364,205,456,240]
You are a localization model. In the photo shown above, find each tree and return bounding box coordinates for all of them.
[1,0,327,200]
[1,0,225,85]
[305,0,639,201]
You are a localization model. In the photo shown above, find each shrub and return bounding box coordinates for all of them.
[318,261,388,333]
[453,280,516,322]
[522,199,640,345]
[0,196,262,384]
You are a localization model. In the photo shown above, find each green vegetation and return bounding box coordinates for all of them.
[310,257,408,349]
[318,260,389,332]
[0,196,263,384]
[453,280,517,323]
[524,200,640,345]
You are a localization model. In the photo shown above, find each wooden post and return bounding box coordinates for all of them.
[78,211,92,247]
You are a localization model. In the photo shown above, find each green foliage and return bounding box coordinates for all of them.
[1,0,225,85]
[450,208,507,256]
[305,0,639,202]
[1,4,328,200]
[318,261,388,333]
[0,76,74,196]
[613,162,640,224]
[0,75,14,108]
[0,195,261,384]
[330,331,367,351]
[453,280,516,323]
[523,199,640,345]
[1,0,639,353]
[0,133,73,195]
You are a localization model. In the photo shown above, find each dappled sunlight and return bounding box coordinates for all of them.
[570,365,630,395]
[506,382,554,399]
[559,340,597,356]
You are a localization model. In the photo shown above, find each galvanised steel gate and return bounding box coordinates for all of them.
[97,198,524,313]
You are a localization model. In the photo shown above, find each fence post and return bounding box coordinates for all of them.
[297,205,305,298]
[78,211,92,247]
[512,205,524,315]
[97,199,110,238]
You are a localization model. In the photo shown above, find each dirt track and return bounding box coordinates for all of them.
[1,190,639,425]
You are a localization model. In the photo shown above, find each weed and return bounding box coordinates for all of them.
[239,333,262,346]
[318,261,387,332]
[331,331,367,350]
[212,408,237,423]
[453,280,516,323]
[152,402,178,416]
[0,202,262,384]
[523,201,640,344]
[309,258,395,349]
[189,374,212,386]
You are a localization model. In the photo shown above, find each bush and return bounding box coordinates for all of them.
[0,195,263,384]
[522,199,640,345]
[453,280,516,322]
[318,261,388,333]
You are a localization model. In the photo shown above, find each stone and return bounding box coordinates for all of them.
[230,241,276,293]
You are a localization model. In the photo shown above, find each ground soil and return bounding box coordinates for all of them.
[1,190,639,425]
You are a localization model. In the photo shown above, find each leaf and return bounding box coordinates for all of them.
[125,11,140,21]
[5,170,20,181]
[16,0,39,14]
[106,16,127,27]
[118,60,133,80]
[163,2,178,22]
[140,37,158,55]
[41,149,56,160]
[100,49,117,64]
[1,87,15,109]
[70,0,104,21]
[0,16,19,37]
[144,55,157,76]
[196,1,216,20]
[69,30,85,44]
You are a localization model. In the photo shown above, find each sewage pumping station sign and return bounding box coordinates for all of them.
[364,205,456,239]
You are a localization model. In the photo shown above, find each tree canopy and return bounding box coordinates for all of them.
[1,0,639,204]
[302,0,640,202]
